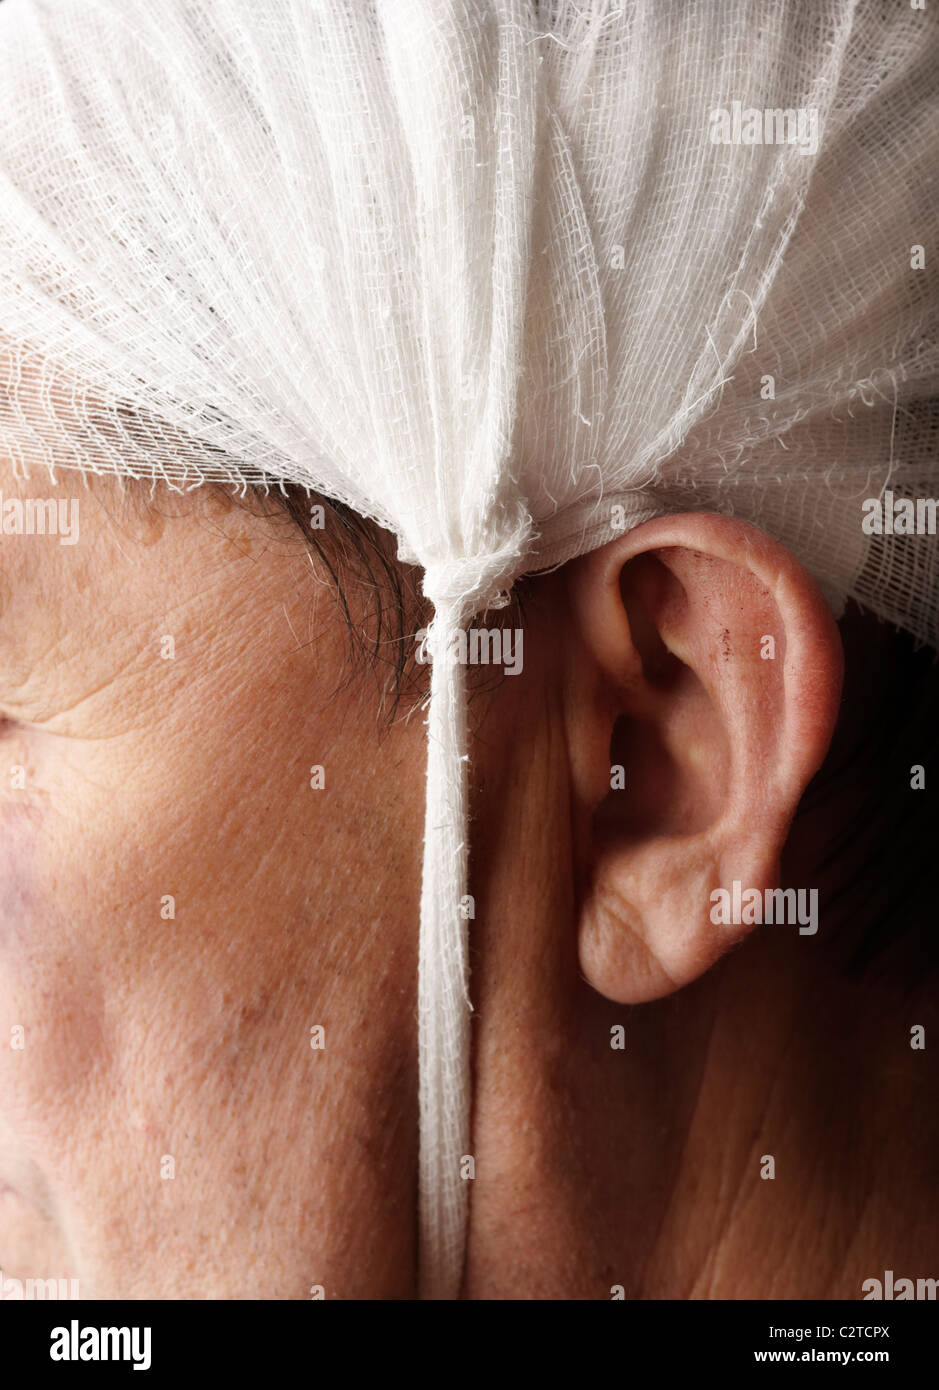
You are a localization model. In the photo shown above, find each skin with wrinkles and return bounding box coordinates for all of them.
[0,466,935,1299]
[0,473,422,1297]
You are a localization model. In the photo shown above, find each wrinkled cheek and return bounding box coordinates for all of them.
[0,801,41,957]
[0,806,89,1279]
[0,804,39,1125]
[0,940,108,1135]
[0,803,107,1199]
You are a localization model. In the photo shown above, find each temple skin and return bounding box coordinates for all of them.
[0,466,935,1298]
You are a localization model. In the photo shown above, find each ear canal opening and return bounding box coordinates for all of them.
[591,553,731,842]
[593,710,719,843]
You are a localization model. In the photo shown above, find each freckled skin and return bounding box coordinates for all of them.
[0,468,935,1300]
[0,470,423,1297]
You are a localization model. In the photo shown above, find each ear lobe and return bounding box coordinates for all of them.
[566,513,843,1004]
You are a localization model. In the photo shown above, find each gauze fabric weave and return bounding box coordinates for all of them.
[0,0,936,1298]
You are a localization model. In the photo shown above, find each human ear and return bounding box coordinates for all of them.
[565,513,843,1003]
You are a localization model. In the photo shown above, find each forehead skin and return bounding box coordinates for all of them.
[0,463,425,1297]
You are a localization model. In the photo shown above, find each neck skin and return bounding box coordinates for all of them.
[457,585,936,1299]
